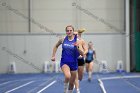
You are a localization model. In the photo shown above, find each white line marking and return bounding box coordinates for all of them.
[37,80,56,93]
[98,79,107,93]
[27,79,51,93]
[101,75,140,80]
[0,81,12,86]
[123,79,140,92]
[100,75,140,92]
[5,81,34,93]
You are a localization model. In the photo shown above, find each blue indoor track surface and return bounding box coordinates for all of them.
[0,72,140,93]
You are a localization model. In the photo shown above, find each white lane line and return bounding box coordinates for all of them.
[5,81,34,93]
[98,79,107,93]
[101,75,140,80]
[0,81,12,86]
[0,78,35,86]
[37,80,56,93]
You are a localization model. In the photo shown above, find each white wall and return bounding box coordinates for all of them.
[0,0,125,33]
[30,0,124,33]
[0,0,28,33]
[0,34,126,73]
[0,0,126,73]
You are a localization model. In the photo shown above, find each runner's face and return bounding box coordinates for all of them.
[88,42,93,48]
[66,27,74,36]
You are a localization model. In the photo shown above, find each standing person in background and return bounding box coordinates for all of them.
[51,25,84,93]
[85,41,96,81]
[74,28,88,93]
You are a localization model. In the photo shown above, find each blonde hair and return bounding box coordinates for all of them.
[78,28,86,33]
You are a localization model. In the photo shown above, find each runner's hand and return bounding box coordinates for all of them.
[51,56,55,61]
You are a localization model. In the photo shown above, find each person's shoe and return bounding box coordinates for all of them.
[88,78,91,82]
[64,88,68,93]
[76,89,80,93]
[73,85,75,89]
